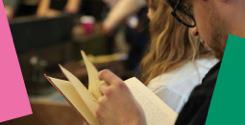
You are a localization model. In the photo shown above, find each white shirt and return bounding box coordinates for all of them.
[148,57,219,113]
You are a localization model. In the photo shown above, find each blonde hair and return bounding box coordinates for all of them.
[141,0,211,84]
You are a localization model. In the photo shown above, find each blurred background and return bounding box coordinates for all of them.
[2,0,149,124]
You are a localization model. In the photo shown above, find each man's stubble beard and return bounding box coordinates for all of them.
[207,9,228,59]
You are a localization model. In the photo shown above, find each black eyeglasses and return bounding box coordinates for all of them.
[170,0,196,27]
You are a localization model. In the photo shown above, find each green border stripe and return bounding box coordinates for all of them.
[206,34,245,124]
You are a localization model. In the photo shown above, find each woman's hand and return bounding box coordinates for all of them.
[95,69,146,125]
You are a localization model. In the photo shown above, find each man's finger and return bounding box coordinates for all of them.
[99,69,124,85]
[99,82,109,95]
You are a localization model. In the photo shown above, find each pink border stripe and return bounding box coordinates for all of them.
[0,1,32,123]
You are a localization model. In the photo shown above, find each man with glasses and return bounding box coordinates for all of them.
[95,0,245,125]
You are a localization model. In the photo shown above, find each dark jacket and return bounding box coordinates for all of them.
[175,62,221,125]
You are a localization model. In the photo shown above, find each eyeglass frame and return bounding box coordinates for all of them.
[170,0,196,28]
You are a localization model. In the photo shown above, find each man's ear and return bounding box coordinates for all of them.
[190,27,199,37]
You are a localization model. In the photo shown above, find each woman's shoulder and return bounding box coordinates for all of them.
[147,57,219,112]
[148,56,219,92]
[195,56,219,70]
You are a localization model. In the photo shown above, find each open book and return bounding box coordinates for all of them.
[45,51,177,125]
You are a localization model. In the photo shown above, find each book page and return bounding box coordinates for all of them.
[125,77,178,125]
[47,51,177,125]
[81,51,103,99]
[59,65,98,113]
[45,76,101,125]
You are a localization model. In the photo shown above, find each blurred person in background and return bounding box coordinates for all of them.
[102,0,149,73]
[37,0,81,17]
[4,0,83,18]
[16,0,39,16]
[102,0,146,33]
[3,0,40,17]
[3,0,60,18]
[37,0,106,20]
[3,0,19,19]
[141,0,218,113]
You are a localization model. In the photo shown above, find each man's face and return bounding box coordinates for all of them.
[191,0,228,58]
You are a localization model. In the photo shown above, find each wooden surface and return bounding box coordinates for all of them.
[2,96,88,125]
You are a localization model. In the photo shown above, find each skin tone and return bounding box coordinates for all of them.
[147,7,154,21]
[96,70,146,125]
[37,0,80,17]
[101,0,146,34]
[191,0,227,53]
[192,0,245,48]
[5,6,14,19]
[96,0,245,125]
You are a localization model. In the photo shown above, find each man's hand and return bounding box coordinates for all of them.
[95,69,146,125]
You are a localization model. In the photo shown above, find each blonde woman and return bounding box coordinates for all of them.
[141,0,218,112]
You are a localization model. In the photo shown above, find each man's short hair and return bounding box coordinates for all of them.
[166,0,179,8]
[166,0,192,8]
